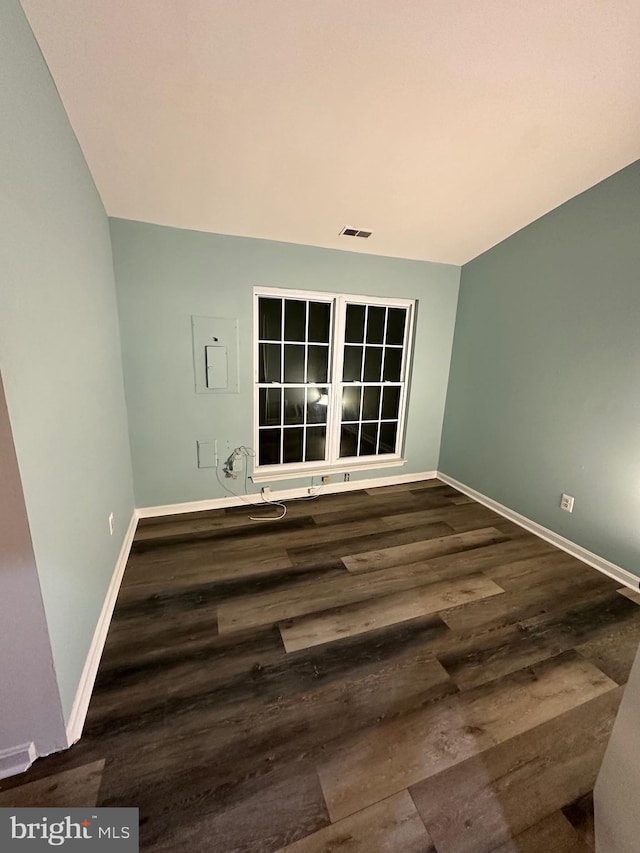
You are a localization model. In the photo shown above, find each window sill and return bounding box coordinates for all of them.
[251,457,406,483]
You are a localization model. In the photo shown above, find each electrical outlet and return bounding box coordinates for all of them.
[262,486,271,497]
[321,475,330,484]
[344,472,350,482]
[560,494,575,513]
[108,512,114,535]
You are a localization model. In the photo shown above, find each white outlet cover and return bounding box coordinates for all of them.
[560,494,575,513]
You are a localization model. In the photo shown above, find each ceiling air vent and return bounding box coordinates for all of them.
[340,227,372,238]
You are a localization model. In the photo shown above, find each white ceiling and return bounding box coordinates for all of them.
[21,0,640,265]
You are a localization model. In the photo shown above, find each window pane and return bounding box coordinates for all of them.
[284,299,306,341]
[284,387,305,424]
[363,347,383,381]
[366,306,385,344]
[307,345,329,383]
[345,304,365,343]
[386,308,406,345]
[342,386,361,421]
[305,426,326,462]
[339,424,358,458]
[362,386,381,420]
[259,428,281,465]
[359,422,379,456]
[379,421,398,454]
[258,297,282,341]
[307,387,329,424]
[284,344,305,382]
[258,388,281,426]
[382,385,401,420]
[259,343,281,383]
[383,348,402,382]
[343,345,363,381]
[308,302,330,343]
[283,427,304,463]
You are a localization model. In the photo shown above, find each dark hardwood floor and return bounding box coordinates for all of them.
[2,478,640,851]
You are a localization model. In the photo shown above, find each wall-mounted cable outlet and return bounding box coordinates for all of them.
[262,486,271,497]
[560,493,575,513]
[321,475,330,484]
[108,512,114,535]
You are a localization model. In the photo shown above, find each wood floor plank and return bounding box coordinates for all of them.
[618,586,640,605]
[517,588,640,685]
[217,555,486,634]
[0,760,105,808]
[488,811,591,853]
[275,791,436,853]
[140,764,330,853]
[409,686,621,853]
[316,651,616,822]
[279,574,505,653]
[364,478,444,494]
[342,527,510,573]
[440,570,614,634]
[562,793,596,851]
[288,522,455,569]
[434,621,568,691]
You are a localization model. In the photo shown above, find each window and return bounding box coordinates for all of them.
[253,287,414,480]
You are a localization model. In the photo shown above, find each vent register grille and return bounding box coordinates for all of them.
[340,227,372,238]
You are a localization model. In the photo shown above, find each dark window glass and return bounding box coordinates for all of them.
[307,345,329,383]
[283,427,304,464]
[386,308,406,345]
[284,387,305,424]
[379,421,398,454]
[284,344,305,382]
[307,387,329,424]
[359,422,379,456]
[308,302,330,343]
[284,300,306,342]
[345,304,365,343]
[305,427,326,462]
[259,343,281,383]
[342,386,361,421]
[383,348,402,382]
[259,428,281,465]
[362,386,381,420]
[366,306,385,344]
[343,346,363,381]
[339,424,358,458]
[382,386,401,420]
[363,347,383,382]
[259,297,282,341]
[258,388,281,426]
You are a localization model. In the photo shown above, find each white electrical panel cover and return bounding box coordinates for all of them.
[192,316,240,393]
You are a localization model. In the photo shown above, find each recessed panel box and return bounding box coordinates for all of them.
[192,316,239,394]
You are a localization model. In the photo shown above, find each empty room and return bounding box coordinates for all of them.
[1,1,640,851]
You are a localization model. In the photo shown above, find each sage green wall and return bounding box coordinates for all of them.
[110,219,460,508]
[440,160,640,576]
[0,0,135,723]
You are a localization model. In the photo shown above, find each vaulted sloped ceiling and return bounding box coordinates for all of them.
[21,0,640,264]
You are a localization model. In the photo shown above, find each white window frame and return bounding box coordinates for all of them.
[252,286,415,482]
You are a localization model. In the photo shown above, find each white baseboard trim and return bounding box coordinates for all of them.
[0,742,36,781]
[437,472,640,592]
[65,510,139,746]
[137,470,438,518]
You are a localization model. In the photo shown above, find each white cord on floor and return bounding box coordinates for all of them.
[214,446,322,522]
